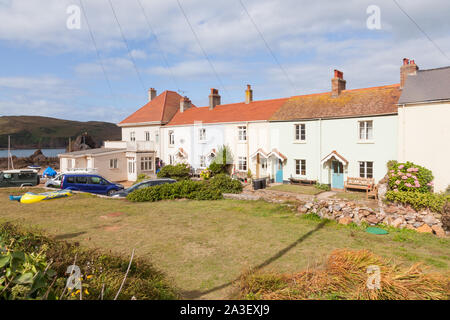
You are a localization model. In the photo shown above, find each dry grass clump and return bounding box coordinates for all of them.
[239,249,450,300]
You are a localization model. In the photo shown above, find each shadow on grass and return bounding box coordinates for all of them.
[53,231,87,240]
[181,220,327,299]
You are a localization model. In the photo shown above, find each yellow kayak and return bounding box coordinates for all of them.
[19,189,73,204]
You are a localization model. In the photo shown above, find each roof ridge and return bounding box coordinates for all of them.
[418,66,450,72]
[290,83,400,99]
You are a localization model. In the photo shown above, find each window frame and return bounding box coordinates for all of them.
[238,126,247,142]
[109,158,118,169]
[145,131,151,141]
[130,131,136,142]
[168,131,175,146]
[199,128,207,142]
[199,155,207,168]
[294,123,306,142]
[238,156,247,172]
[140,156,153,171]
[295,159,306,176]
[359,161,374,178]
[358,120,373,141]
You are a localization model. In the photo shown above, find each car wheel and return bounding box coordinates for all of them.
[107,190,115,197]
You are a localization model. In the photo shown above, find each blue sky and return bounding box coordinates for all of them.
[0,0,449,123]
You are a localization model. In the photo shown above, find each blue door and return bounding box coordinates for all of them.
[331,161,344,189]
[275,159,283,183]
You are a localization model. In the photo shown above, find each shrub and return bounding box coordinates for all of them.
[315,183,331,191]
[0,223,177,300]
[208,162,228,176]
[133,173,150,185]
[157,163,190,181]
[387,161,433,193]
[127,180,223,202]
[385,190,450,212]
[209,174,243,194]
[200,169,211,180]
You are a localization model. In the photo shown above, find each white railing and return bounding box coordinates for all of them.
[104,140,155,152]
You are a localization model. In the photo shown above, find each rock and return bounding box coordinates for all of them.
[413,222,423,228]
[365,215,379,225]
[298,206,308,214]
[305,202,313,209]
[377,183,388,200]
[405,214,416,221]
[385,206,398,214]
[416,224,433,234]
[328,206,333,213]
[392,217,404,228]
[339,216,352,225]
[423,215,437,225]
[333,204,342,212]
[431,225,446,237]
[406,224,415,230]
[359,209,371,217]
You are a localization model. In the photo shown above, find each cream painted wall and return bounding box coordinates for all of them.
[398,102,450,192]
[121,125,162,156]
[270,115,398,184]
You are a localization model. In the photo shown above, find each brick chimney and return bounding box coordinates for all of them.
[209,88,221,110]
[400,58,419,89]
[331,70,346,97]
[245,84,253,104]
[180,96,191,113]
[148,88,157,102]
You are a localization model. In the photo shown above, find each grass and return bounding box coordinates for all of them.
[239,249,450,300]
[0,187,449,299]
[268,184,323,195]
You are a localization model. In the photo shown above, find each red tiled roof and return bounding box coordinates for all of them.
[119,91,191,125]
[167,97,288,126]
[270,84,401,121]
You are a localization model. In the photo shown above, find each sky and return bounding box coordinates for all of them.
[0,0,449,123]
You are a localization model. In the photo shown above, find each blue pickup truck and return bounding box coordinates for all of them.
[60,174,124,196]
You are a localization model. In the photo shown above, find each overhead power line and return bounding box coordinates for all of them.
[392,0,450,62]
[136,0,181,92]
[78,0,117,107]
[238,0,297,93]
[176,0,230,99]
[107,0,147,91]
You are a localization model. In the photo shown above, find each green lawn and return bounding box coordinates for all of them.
[1,188,449,299]
[334,190,368,201]
[268,184,322,195]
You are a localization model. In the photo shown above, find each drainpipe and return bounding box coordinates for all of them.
[246,121,250,178]
[318,118,322,184]
[402,104,406,162]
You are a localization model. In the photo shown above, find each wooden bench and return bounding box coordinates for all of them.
[289,177,317,185]
[344,177,375,199]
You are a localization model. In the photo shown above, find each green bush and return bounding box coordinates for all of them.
[127,180,222,202]
[127,175,242,202]
[315,183,331,191]
[209,174,243,194]
[157,163,190,181]
[385,191,450,212]
[0,223,177,300]
[387,161,433,193]
[208,162,228,176]
[133,173,150,185]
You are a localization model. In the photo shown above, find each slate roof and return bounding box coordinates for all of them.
[270,84,401,121]
[398,66,450,104]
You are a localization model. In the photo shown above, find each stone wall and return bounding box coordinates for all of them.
[298,199,447,237]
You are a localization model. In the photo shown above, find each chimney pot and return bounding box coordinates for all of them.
[331,69,346,97]
[209,88,221,110]
[148,88,157,102]
[400,58,418,89]
[245,84,253,104]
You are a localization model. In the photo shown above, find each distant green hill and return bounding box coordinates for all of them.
[0,116,121,149]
